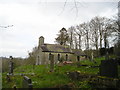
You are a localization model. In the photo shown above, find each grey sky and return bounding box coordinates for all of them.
[0,0,118,58]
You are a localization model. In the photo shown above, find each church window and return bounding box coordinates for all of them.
[58,54,60,61]
[66,54,68,61]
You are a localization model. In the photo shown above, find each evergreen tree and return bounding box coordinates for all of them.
[55,27,69,45]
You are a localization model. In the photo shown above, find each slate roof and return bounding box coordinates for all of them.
[72,49,86,56]
[41,44,73,53]
[40,44,86,56]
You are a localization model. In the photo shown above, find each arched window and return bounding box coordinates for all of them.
[58,54,60,61]
[77,56,80,61]
[66,54,68,61]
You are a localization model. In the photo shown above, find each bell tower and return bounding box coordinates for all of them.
[39,36,44,47]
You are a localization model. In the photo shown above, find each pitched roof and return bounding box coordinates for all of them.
[72,49,86,56]
[41,44,73,53]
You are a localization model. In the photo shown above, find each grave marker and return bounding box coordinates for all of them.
[22,76,33,89]
[49,54,54,72]
[9,56,14,75]
[6,75,11,82]
[105,52,109,60]
[99,60,118,78]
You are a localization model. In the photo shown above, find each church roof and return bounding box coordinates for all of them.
[72,49,86,56]
[40,44,86,56]
[41,44,73,53]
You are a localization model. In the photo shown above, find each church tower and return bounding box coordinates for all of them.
[39,36,44,47]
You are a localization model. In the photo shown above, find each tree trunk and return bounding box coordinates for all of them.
[70,32,73,49]
[75,37,78,49]
[78,35,81,49]
[86,32,89,50]
[100,31,103,48]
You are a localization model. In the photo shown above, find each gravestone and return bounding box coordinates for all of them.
[22,76,33,89]
[91,52,94,61]
[6,75,11,82]
[9,56,14,75]
[49,54,54,72]
[105,52,109,60]
[67,71,80,80]
[99,60,118,78]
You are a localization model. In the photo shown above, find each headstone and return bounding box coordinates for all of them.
[91,52,94,61]
[9,61,14,75]
[22,76,33,89]
[6,75,11,82]
[50,54,54,72]
[67,71,80,80]
[8,56,14,75]
[99,60,118,78]
[105,52,109,60]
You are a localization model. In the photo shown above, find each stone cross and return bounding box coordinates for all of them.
[9,56,14,75]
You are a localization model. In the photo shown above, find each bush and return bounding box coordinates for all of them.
[84,49,99,60]
[114,42,120,57]
[99,47,114,56]
[99,48,106,56]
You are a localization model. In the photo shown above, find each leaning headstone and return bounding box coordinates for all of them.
[22,76,33,89]
[49,54,54,72]
[99,60,118,78]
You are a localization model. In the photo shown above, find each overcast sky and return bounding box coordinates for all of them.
[0,0,118,58]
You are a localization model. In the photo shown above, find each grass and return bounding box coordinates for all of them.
[80,57,105,66]
[2,57,107,88]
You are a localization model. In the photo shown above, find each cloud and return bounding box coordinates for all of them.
[0,1,118,58]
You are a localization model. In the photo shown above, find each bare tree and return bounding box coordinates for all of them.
[74,36,78,49]
[102,18,113,49]
[75,24,84,50]
[67,26,75,49]
[111,16,120,42]
[82,22,91,50]
[89,18,99,51]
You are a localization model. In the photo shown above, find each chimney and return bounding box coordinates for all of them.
[39,36,44,47]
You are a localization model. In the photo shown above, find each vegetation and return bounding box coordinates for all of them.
[55,27,69,45]
[2,57,106,88]
[55,16,118,51]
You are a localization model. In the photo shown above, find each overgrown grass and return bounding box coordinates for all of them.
[2,57,108,88]
[80,57,105,66]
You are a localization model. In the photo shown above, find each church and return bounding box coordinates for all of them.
[35,36,86,65]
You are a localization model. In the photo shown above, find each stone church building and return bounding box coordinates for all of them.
[35,36,86,65]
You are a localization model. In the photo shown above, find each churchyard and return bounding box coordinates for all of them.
[2,56,120,89]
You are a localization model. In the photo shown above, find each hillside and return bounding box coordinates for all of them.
[2,57,120,88]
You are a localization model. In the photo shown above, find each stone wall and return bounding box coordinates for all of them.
[36,51,79,65]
